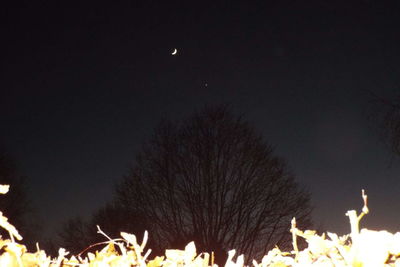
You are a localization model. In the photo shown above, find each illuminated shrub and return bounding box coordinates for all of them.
[0,186,399,266]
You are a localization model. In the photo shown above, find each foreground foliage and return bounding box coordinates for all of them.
[0,185,399,266]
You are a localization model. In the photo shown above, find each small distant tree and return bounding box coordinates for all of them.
[368,91,400,157]
[58,217,89,255]
[115,106,313,264]
[58,202,148,255]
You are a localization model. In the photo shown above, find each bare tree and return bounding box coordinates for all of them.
[58,217,90,255]
[368,91,400,157]
[115,106,313,264]
[58,202,148,256]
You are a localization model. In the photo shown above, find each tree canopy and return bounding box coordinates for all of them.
[115,106,313,264]
[368,91,400,158]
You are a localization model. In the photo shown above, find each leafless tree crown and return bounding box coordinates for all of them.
[116,106,313,263]
[368,91,400,157]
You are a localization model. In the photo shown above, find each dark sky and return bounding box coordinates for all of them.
[1,1,400,242]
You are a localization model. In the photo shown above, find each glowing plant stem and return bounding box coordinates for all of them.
[344,189,370,267]
[346,210,360,244]
[346,189,369,244]
[290,217,299,259]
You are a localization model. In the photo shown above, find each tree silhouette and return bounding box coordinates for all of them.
[115,106,313,264]
[0,149,38,250]
[58,201,148,256]
[368,91,400,158]
[58,217,89,255]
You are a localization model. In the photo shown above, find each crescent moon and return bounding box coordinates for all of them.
[171,48,177,55]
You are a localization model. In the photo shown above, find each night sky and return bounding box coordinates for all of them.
[2,1,400,242]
